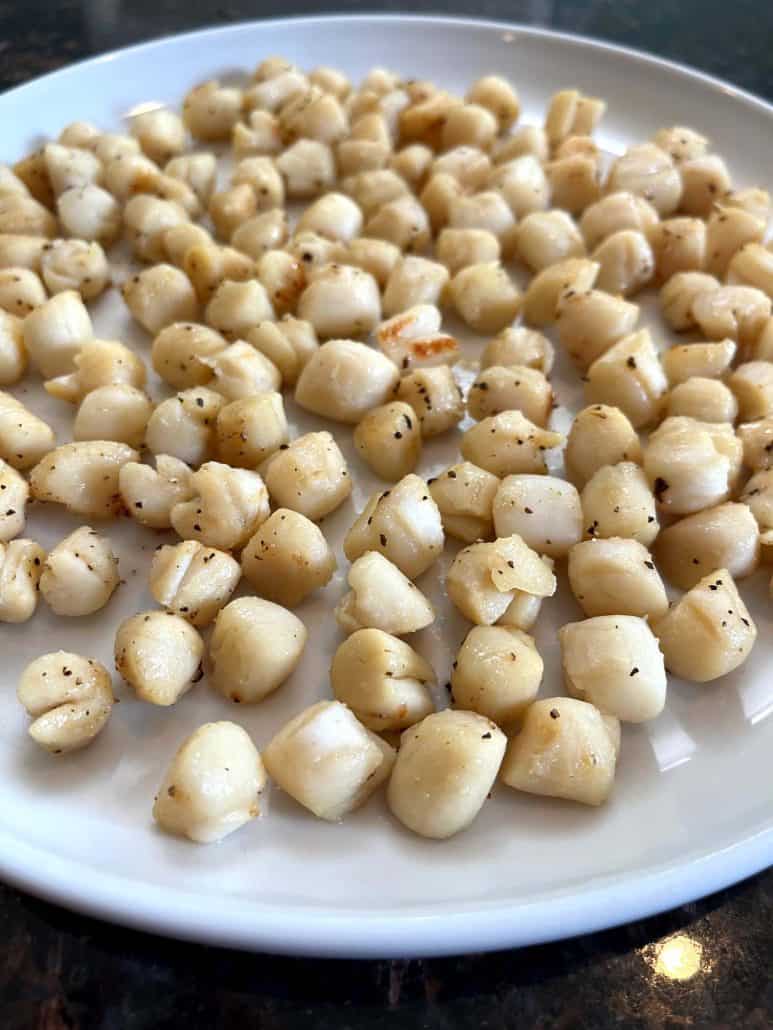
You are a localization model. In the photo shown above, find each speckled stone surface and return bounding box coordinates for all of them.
[1,3,772,1027]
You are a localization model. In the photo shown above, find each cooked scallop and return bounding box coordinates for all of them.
[461,411,564,477]
[23,289,92,378]
[387,710,506,839]
[57,184,120,244]
[353,402,422,481]
[467,365,552,426]
[0,266,45,318]
[230,208,288,259]
[580,461,659,546]
[241,508,336,607]
[277,139,336,198]
[567,537,668,619]
[0,458,28,542]
[428,461,499,543]
[115,610,204,706]
[606,143,681,216]
[652,126,708,164]
[480,326,554,376]
[0,390,55,470]
[451,625,543,726]
[500,697,620,806]
[729,361,773,422]
[666,377,738,424]
[247,317,318,386]
[149,540,241,627]
[435,227,500,275]
[692,285,771,348]
[651,216,706,281]
[122,263,198,336]
[30,440,137,518]
[18,652,113,754]
[490,154,550,218]
[0,538,45,622]
[395,365,465,437]
[262,430,351,521]
[446,535,556,625]
[153,722,266,844]
[448,262,521,333]
[579,191,659,250]
[662,339,736,386]
[330,629,435,731]
[565,405,642,487]
[726,243,773,299]
[184,242,254,304]
[215,392,288,468]
[643,417,742,515]
[343,474,444,579]
[740,469,773,532]
[145,387,222,467]
[705,204,765,278]
[295,338,398,423]
[659,271,719,332]
[654,502,759,590]
[209,597,307,704]
[182,80,242,141]
[547,152,601,215]
[335,550,434,636]
[204,278,275,339]
[364,193,431,253]
[40,526,119,616]
[375,303,457,371]
[584,329,668,429]
[592,229,654,296]
[521,257,599,327]
[493,125,548,163]
[151,322,227,390]
[653,570,756,683]
[201,340,281,401]
[73,384,152,448]
[737,417,773,472]
[343,237,401,288]
[559,616,666,723]
[119,454,193,530]
[556,286,643,370]
[514,209,585,273]
[0,310,27,386]
[45,338,146,404]
[170,461,269,551]
[492,475,582,559]
[448,191,517,256]
[382,258,451,320]
[264,700,395,821]
[680,154,732,217]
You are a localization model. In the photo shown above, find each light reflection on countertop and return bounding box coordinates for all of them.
[644,932,709,982]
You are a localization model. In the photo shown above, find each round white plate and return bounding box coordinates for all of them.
[2,15,773,959]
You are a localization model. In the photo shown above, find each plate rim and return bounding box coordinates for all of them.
[1,13,772,958]
[3,12,773,119]
[2,819,771,957]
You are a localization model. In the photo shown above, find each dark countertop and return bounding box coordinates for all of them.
[2,2,772,1027]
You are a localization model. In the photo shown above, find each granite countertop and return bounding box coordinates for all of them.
[1,2,772,1026]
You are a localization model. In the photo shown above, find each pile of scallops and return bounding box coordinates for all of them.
[1,56,771,845]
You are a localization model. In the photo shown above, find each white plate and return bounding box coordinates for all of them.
[2,15,773,959]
